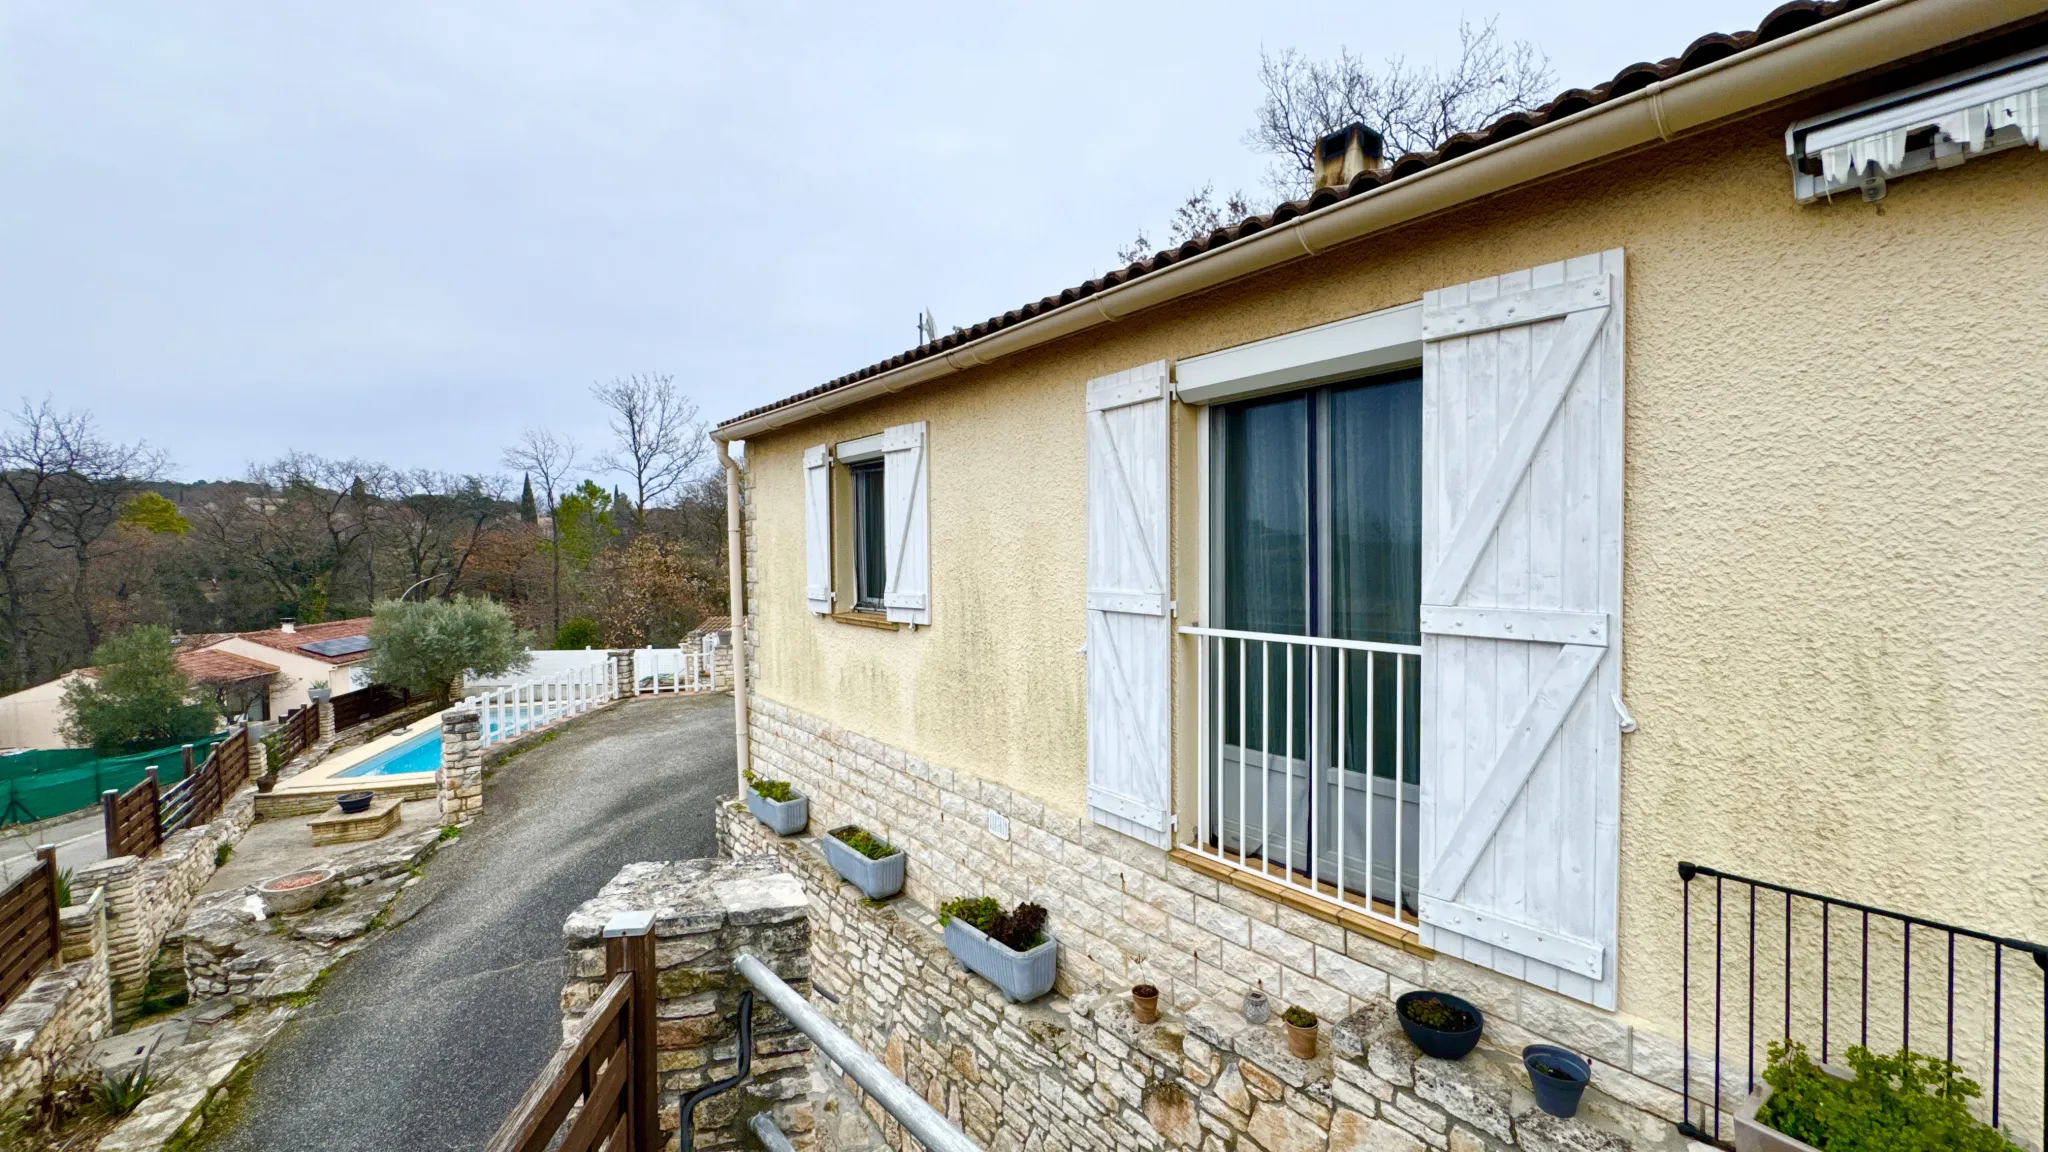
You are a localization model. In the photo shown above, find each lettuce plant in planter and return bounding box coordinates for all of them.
[1734,1041,2021,1152]
[822,824,905,899]
[744,769,808,835]
[938,896,1055,1003]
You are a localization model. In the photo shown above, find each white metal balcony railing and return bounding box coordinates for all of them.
[1181,625,1423,933]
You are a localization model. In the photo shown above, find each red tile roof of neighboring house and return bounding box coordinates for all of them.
[718,0,1887,431]
[231,618,374,664]
[175,649,280,685]
[688,616,731,636]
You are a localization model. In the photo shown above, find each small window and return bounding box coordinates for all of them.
[849,460,887,612]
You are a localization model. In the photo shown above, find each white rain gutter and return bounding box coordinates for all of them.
[716,437,750,788]
[712,0,2037,445]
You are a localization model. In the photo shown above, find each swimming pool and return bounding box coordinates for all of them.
[337,729,441,777]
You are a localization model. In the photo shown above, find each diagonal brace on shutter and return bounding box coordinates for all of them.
[1421,643,1603,901]
[1422,306,1606,607]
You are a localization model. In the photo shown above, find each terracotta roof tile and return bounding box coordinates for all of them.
[232,618,374,664]
[176,649,280,685]
[719,0,1883,431]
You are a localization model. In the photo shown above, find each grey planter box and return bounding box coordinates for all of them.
[1733,1063,1851,1152]
[746,786,808,836]
[822,827,905,899]
[943,917,1057,1003]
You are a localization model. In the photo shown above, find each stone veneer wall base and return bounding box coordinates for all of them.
[737,696,1743,1152]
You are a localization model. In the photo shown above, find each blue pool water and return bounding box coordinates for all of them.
[337,729,442,778]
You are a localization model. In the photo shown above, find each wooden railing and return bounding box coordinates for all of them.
[278,705,319,764]
[488,917,656,1152]
[102,727,251,859]
[331,684,410,731]
[0,846,62,1008]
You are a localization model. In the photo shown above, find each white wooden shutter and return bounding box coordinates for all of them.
[1085,362,1172,848]
[803,444,833,615]
[880,421,930,625]
[1417,249,1625,1008]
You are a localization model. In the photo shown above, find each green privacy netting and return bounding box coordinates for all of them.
[0,733,230,826]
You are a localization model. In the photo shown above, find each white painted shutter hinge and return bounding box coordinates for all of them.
[1613,693,1637,734]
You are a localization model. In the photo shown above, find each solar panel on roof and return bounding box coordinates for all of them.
[298,634,371,658]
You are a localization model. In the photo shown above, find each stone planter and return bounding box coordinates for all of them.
[821,826,904,899]
[746,786,808,836]
[256,867,339,917]
[943,917,1057,1003]
[1733,1063,1853,1152]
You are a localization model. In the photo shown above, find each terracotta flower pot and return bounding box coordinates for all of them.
[1131,984,1159,1024]
[1286,1019,1319,1059]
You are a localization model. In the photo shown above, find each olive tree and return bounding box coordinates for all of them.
[365,595,532,703]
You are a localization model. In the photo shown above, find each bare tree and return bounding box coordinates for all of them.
[1116,183,1258,265]
[0,399,162,688]
[590,374,708,528]
[503,428,578,637]
[1247,19,1553,201]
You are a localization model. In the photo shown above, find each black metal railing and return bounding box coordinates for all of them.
[1677,862,2048,1148]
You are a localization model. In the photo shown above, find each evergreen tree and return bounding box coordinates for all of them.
[519,473,538,523]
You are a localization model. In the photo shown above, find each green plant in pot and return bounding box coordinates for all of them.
[1396,990,1484,1060]
[743,768,808,835]
[822,824,905,899]
[939,896,1055,1002]
[1734,1041,2021,1152]
[1283,1005,1319,1059]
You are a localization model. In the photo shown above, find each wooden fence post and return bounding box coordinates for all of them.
[143,767,162,852]
[603,912,659,1152]
[34,845,61,967]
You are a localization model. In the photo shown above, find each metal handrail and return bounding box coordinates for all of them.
[735,952,980,1152]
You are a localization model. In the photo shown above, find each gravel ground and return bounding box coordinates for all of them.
[194,692,735,1152]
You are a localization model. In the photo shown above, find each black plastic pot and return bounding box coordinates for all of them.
[336,791,375,814]
[1523,1045,1591,1118]
[1395,990,1484,1060]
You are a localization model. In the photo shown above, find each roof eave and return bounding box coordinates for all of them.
[715,0,2024,442]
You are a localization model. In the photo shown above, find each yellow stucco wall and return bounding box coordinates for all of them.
[741,106,2048,1027]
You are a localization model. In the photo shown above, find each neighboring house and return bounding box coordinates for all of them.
[713,1,2048,1146]
[191,617,374,719]
[0,650,279,749]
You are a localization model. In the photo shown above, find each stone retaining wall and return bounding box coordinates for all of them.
[562,857,815,1152]
[731,699,1740,1152]
[0,886,111,1105]
[77,789,257,1017]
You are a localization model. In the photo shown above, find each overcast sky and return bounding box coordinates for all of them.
[1,2,1761,483]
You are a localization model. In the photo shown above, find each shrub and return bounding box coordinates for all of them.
[553,617,600,650]
[59,626,217,754]
[1758,1041,2020,1152]
[743,769,794,804]
[939,897,1047,951]
[830,825,895,860]
[1282,1005,1317,1028]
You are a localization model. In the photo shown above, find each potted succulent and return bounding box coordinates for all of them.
[1283,1005,1319,1059]
[308,680,332,704]
[1396,990,1485,1060]
[1524,1045,1592,1118]
[822,824,905,899]
[939,896,1056,1003]
[1131,983,1160,1024]
[744,769,808,836]
[1734,1042,2015,1152]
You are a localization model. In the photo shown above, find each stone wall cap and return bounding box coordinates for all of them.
[564,857,805,946]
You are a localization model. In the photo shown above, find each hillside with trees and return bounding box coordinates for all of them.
[0,373,726,694]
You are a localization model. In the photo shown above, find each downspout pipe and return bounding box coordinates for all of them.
[716,437,750,792]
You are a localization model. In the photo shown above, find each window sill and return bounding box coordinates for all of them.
[1168,847,1434,959]
[830,610,900,631]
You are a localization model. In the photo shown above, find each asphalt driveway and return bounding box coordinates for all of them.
[197,692,735,1152]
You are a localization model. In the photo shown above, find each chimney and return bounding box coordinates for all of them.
[280,619,296,634]
[1313,123,1385,192]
